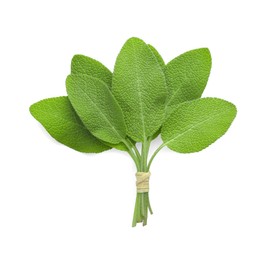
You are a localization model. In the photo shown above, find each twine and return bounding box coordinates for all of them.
[136,172,151,193]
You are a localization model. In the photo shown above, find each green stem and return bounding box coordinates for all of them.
[122,139,141,171]
[130,139,166,226]
[127,138,141,161]
[148,194,153,214]
[132,192,152,227]
[141,137,151,172]
[147,143,165,171]
[141,139,146,171]
[132,137,153,227]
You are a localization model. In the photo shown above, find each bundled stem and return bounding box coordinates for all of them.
[125,136,157,226]
[123,135,165,226]
[132,192,153,226]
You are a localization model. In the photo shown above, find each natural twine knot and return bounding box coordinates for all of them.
[136,172,151,193]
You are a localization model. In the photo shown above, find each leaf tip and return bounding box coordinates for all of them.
[124,36,145,46]
[202,48,212,61]
[29,101,39,118]
[29,103,35,116]
[71,54,86,66]
[65,74,73,89]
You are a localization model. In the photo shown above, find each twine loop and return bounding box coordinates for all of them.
[136,172,151,193]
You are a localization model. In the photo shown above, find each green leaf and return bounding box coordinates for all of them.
[161,98,237,153]
[30,97,110,153]
[148,44,166,141]
[71,55,130,150]
[102,141,128,151]
[165,48,212,116]
[148,44,165,68]
[66,74,126,144]
[71,55,112,86]
[151,128,161,140]
[112,37,167,142]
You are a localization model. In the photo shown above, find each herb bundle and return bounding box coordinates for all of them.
[30,37,237,226]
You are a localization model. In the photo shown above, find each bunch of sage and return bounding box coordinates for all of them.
[30,37,237,227]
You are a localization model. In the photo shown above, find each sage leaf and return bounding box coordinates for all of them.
[112,37,167,142]
[71,55,112,86]
[148,44,165,68]
[151,128,161,140]
[71,55,128,150]
[71,55,129,149]
[147,44,165,141]
[66,74,126,144]
[161,98,237,153]
[102,141,128,151]
[30,97,110,153]
[165,48,211,116]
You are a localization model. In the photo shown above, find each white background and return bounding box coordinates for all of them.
[1,0,265,259]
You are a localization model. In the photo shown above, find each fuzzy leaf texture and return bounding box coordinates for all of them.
[66,74,126,144]
[71,54,130,151]
[165,48,211,116]
[148,44,165,68]
[161,98,237,153]
[30,97,110,153]
[71,55,112,86]
[71,54,133,151]
[112,37,167,142]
